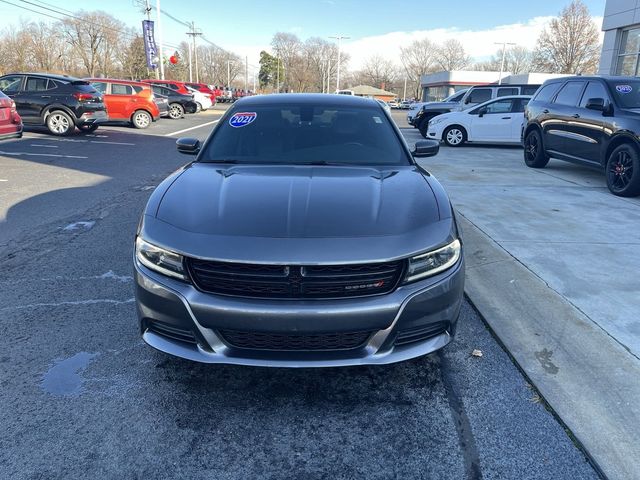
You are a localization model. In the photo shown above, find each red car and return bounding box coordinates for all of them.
[0,90,22,140]
[185,82,217,103]
[86,78,160,129]
[141,79,190,96]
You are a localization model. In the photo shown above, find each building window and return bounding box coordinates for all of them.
[616,27,640,75]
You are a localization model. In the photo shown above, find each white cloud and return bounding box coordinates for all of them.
[342,15,603,70]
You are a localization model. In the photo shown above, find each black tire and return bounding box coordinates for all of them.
[443,125,467,147]
[195,102,202,113]
[77,124,98,134]
[605,144,640,197]
[46,110,74,136]
[168,103,184,119]
[523,129,549,168]
[131,110,152,129]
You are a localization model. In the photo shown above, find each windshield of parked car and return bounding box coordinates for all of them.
[201,103,410,166]
[607,80,640,109]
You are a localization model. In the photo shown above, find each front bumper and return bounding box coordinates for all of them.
[134,255,464,367]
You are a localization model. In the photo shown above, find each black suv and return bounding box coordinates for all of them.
[0,73,107,135]
[148,85,198,119]
[523,76,640,197]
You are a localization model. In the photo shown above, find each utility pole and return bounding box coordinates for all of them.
[245,56,248,92]
[186,22,202,83]
[276,57,280,93]
[403,77,407,101]
[495,42,516,85]
[156,0,164,80]
[329,35,349,92]
[227,60,231,90]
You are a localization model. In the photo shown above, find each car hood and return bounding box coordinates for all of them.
[423,101,459,111]
[145,163,453,264]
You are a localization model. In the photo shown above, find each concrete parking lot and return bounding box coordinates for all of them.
[0,110,603,479]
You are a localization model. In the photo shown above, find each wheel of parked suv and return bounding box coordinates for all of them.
[168,103,184,119]
[131,110,152,129]
[606,144,640,197]
[523,129,550,168]
[77,124,98,134]
[443,125,466,147]
[46,110,74,136]
[195,102,202,113]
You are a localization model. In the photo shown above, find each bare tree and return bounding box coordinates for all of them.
[435,39,471,71]
[474,46,534,74]
[359,55,398,89]
[399,38,438,98]
[533,0,601,74]
[271,32,302,90]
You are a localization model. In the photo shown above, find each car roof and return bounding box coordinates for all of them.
[234,93,380,108]
[85,78,149,86]
[542,75,640,84]
[3,73,82,82]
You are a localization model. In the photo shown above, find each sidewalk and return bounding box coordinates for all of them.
[417,143,640,480]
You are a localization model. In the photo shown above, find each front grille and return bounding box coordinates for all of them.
[147,321,197,344]
[186,259,405,299]
[219,329,374,351]
[395,322,449,346]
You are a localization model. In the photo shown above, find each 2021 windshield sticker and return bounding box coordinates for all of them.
[229,112,257,127]
[616,85,632,94]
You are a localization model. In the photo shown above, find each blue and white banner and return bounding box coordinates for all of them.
[142,20,158,70]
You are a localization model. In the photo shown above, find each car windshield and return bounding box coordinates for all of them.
[607,80,640,108]
[201,103,410,166]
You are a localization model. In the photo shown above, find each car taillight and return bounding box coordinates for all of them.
[73,93,94,102]
[10,100,17,112]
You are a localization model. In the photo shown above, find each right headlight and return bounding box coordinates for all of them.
[135,237,188,281]
[403,239,461,284]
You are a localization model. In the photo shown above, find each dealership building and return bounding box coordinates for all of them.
[599,0,640,75]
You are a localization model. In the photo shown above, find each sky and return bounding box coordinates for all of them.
[0,0,606,71]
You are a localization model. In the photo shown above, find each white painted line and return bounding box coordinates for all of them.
[0,150,88,159]
[30,144,59,148]
[0,179,7,182]
[90,140,135,146]
[165,119,219,137]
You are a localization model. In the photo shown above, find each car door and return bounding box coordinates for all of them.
[108,83,133,120]
[469,98,515,141]
[542,80,586,155]
[462,87,492,109]
[22,76,58,122]
[572,81,609,163]
[509,98,530,142]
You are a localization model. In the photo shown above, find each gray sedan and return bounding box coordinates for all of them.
[134,94,464,367]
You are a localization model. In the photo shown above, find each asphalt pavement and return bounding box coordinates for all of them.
[0,109,600,479]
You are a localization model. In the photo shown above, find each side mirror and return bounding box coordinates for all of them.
[412,139,440,158]
[585,97,605,111]
[477,107,487,117]
[176,137,200,155]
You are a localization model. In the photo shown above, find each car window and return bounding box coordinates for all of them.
[0,75,23,93]
[167,83,179,91]
[445,90,466,102]
[606,79,640,108]
[579,82,610,108]
[466,88,492,104]
[202,104,410,166]
[497,87,518,97]
[132,85,144,94]
[511,98,531,113]
[534,83,560,103]
[481,99,514,114]
[111,84,133,95]
[25,77,50,92]
[553,81,586,106]
[522,85,540,96]
[91,82,108,94]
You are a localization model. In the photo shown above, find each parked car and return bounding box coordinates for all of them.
[408,89,468,128]
[184,82,217,103]
[0,90,22,140]
[0,73,107,135]
[388,100,399,109]
[149,85,197,119]
[185,86,213,112]
[427,95,532,147]
[153,93,170,118]
[141,79,190,95]
[134,94,463,367]
[415,84,540,138]
[87,78,159,129]
[399,100,412,109]
[523,75,640,197]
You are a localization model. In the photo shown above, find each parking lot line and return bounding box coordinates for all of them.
[30,144,59,148]
[90,141,135,146]
[165,119,219,137]
[0,150,88,159]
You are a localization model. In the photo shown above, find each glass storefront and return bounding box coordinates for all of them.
[616,27,640,75]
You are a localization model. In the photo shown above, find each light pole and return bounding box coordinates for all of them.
[495,42,516,85]
[156,0,165,80]
[329,35,349,92]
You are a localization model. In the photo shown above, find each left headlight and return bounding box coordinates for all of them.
[135,237,188,281]
[403,239,461,284]
[429,117,444,126]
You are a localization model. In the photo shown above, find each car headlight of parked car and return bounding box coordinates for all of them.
[429,117,445,126]
[403,239,461,283]
[135,237,188,281]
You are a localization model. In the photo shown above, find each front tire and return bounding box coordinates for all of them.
[131,110,152,129]
[606,144,640,197]
[168,103,184,119]
[46,110,74,136]
[523,129,549,168]
[443,125,466,147]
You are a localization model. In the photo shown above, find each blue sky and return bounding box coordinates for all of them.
[0,0,606,67]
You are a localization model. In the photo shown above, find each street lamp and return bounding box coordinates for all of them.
[329,35,349,92]
[495,42,516,85]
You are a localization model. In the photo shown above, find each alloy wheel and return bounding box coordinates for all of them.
[608,150,634,191]
[49,113,70,134]
[525,133,538,160]
[134,112,150,128]
[169,104,183,119]
[446,128,463,145]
